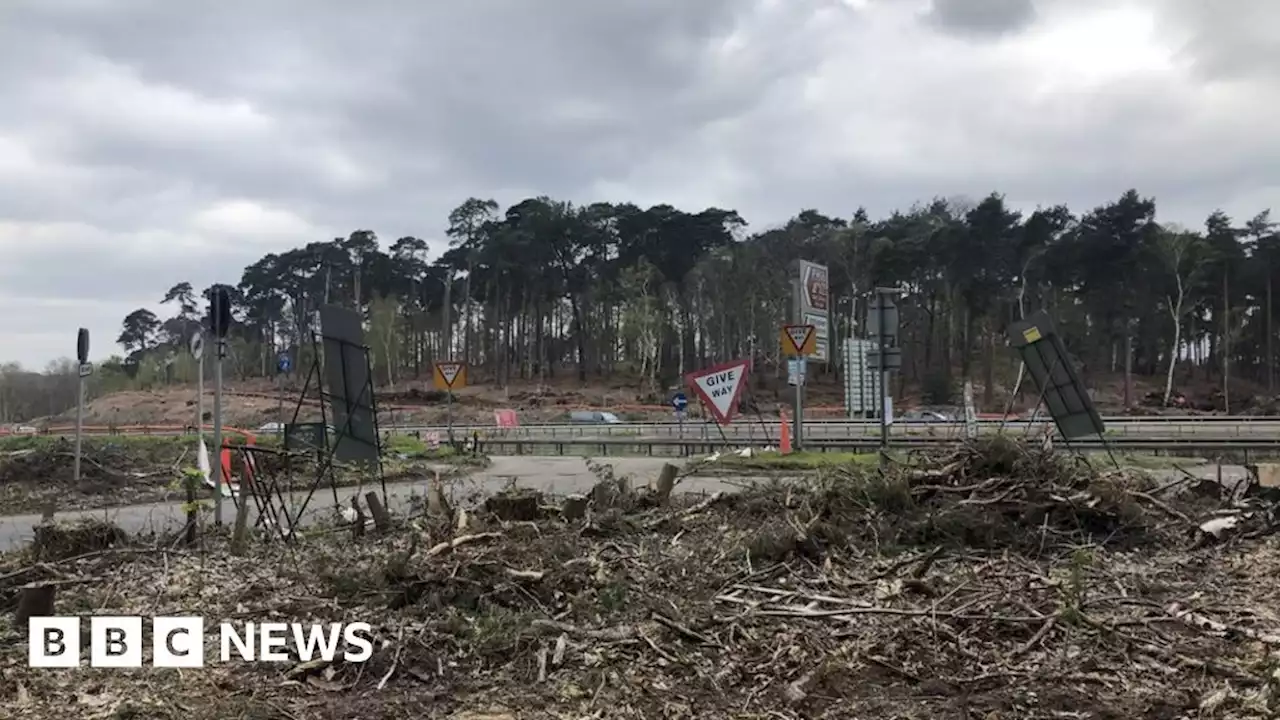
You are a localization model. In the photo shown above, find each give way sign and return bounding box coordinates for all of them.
[685,359,750,425]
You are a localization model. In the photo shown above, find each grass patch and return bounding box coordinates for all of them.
[381,435,490,467]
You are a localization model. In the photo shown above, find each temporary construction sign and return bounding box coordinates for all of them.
[781,324,816,357]
[686,359,750,425]
[433,361,467,390]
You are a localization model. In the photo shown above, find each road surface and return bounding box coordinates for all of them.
[0,457,744,552]
[0,456,1252,553]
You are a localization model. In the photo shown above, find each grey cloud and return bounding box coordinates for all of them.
[0,0,787,234]
[1157,1,1279,82]
[0,0,1276,366]
[923,0,1037,38]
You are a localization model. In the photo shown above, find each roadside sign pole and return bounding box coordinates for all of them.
[672,392,688,439]
[877,292,889,451]
[434,362,466,446]
[213,339,225,527]
[191,331,205,441]
[792,279,805,451]
[276,350,290,430]
[196,354,204,440]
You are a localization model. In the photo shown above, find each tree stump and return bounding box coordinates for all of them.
[561,494,589,521]
[486,490,542,521]
[655,463,679,506]
[350,497,366,539]
[183,474,199,546]
[15,583,56,630]
[365,492,392,532]
[428,471,452,518]
[230,495,252,555]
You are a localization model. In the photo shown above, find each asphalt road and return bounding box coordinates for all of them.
[0,457,742,552]
[0,456,1252,554]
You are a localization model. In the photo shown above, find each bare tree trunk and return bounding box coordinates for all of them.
[1163,286,1183,406]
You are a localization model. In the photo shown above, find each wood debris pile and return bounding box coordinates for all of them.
[1,439,1279,719]
[0,438,177,513]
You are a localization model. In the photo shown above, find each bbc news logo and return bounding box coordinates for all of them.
[28,617,374,668]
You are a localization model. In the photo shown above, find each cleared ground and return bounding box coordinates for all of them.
[1,438,1277,718]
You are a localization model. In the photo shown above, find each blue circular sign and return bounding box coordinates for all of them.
[672,392,688,410]
[277,352,291,373]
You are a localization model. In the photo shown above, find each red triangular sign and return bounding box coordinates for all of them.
[685,359,751,425]
[784,325,813,354]
[439,363,463,386]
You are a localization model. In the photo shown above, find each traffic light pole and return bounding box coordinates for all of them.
[73,328,90,485]
[213,339,225,527]
[73,373,84,483]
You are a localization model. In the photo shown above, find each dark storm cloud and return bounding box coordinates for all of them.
[0,0,787,364]
[5,0,762,197]
[0,0,1276,367]
[924,0,1037,38]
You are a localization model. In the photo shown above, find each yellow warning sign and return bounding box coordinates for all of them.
[433,361,467,390]
[1022,326,1042,344]
[781,324,817,357]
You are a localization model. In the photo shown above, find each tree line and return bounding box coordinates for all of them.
[1,189,1276,423]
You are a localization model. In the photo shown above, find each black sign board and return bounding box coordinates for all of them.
[1006,311,1105,440]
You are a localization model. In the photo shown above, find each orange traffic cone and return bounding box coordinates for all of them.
[220,449,232,489]
[779,415,792,455]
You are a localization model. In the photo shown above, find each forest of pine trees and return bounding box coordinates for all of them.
[2,188,1276,422]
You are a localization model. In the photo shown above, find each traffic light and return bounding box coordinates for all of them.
[209,288,232,338]
[76,328,89,364]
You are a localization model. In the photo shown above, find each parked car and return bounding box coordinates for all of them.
[569,410,623,424]
[901,407,957,422]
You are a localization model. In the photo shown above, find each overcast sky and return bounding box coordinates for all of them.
[0,0,1275,368]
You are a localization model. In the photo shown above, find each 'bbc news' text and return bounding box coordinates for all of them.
[28,616,374,668]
